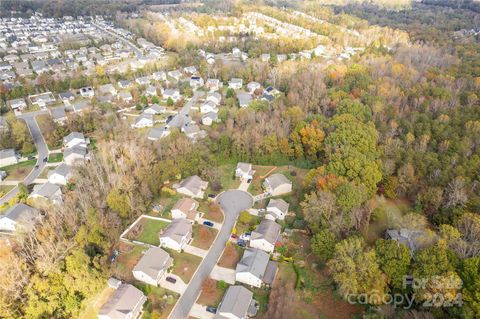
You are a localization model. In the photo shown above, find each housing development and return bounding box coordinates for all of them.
[0,1,479,319]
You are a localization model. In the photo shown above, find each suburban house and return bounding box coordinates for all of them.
[148,126,170,141]
[228,78,243,90]
[263,173,292,196]
[184,65,197,75]
[49,107,67,124]
[159,218,193,251]
[132,247,173,286]
[171,198,199,220]
[167,70,182,81]
[250,219,281,253]
[206,92,222,105]
[63,146,88,165]
[29,182,63,205]
[47,163,71,185]
[266,198,289,220]
[190,76,204,89]
[163,89,181,102]
[174,175,208,198]
[79,86,94,98]
[200,101,218,114]
[236,248,278,288]
[202,112,218,126]
[235,162,255,180]
[131,113,154,129]
[145,85,158,97]
[72,100,91,113]
[0,203,41,233]
[118,91,133,102]
[118,80,132,89]
[215,285,258,319]
[206,78,222,91]
[247,81,261,94]
[63,132,88,149]
[7,98,27,110]
[0,148,18,167]
[237,92,252,108]
[136,76,150,86]
[98,83,117,96]
[98,283,146,319]
[386,229,429,254]
[144,104,165,115]
[152,71,167,81]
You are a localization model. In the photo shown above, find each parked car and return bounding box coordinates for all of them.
[237,239,247,247]
[166,276,177,283]
[231,234,238,239]
[207,194,216,199]
[43,156,48,162]
[206,306,217,314]
[34,164,39,169]
[27,156,35,160]
[247,178,252,183]
[203,221,214,227]
[240,232,251,241]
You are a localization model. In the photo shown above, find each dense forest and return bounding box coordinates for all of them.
[1,1,480,319]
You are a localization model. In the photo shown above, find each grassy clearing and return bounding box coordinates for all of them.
[167,250,202,283]
[126,218,170,246]
[191,224,218,250]
[47,153,63,163]
[2,159,36,181]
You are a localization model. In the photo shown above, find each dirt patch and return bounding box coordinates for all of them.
[218,243,242,269]
[112,243,145,281]
[191,224,217,250]
[197,278,225,307]
[203,202,224,223]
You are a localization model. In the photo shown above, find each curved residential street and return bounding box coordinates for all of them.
[0,111,48,205]
[168,190,253,319]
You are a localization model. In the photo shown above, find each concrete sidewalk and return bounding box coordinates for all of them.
[238,179,250,191]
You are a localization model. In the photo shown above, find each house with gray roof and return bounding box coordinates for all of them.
[237,92,252,108]
[47,163,71,185]
[159,218,192,251]
[385,229,429,254]
[174,175,208,199]
[235,162,255,181]
[131,113,153,129]
[0,148,18,167]
[132,247,172,286]
[263,173,292,196]
[250,219,281,253]
[0,203,41,233]
[144,104,165,115]
[64,145,88,166]
[236,248,277,288]
[147,126,170,141]
[266,198,289,220]
[98,283,146,319]
[7,98,27,110]
[58,91,75,106]
[215,285,258,319]
[49,106,67,124]
[72,100,90,113]
[63,132,88,148]
[29,182,62,205]
[228,78,243,90]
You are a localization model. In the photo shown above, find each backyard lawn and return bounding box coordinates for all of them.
[136,284,179,319]
[167,250,202,283]
[2,159,36,181]
[125,217,170,246]
[191,224,218,250]
[112,244,145,281]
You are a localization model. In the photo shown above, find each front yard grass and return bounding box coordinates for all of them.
[167,250,202,283]
[200,202,224,223]
[125,217,170,246]
[2,159,36,181]
[47,153,63,163]
[198,278,226,307]
[191,224,218,250]
[218,242,243,269]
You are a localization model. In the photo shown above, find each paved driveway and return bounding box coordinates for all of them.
[210,265,235,284]
[0,111,49,205]
[159,273,187,294]
[168,190,252,319]
[189,303,215,319]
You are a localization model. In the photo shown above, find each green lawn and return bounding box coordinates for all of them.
[136,284,179,319]
[39,166,56,179]
[127,218,170,246]
[47,153,64,163]
[2,159,36,180]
